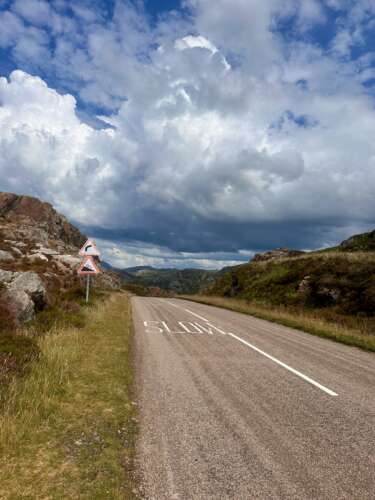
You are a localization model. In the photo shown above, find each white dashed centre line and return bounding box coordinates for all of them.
[166,301,210,322]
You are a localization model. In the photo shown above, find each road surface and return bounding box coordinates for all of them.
[133,297,375,499]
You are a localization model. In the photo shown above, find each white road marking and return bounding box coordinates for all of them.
[166,301,210,322]
[184,308,210,322]
[198,323,227,336]
[143,320,217,335]
[228,332,338,397]
[179,322,204,334]
[164,301,338,395]
[144,321,164,334]
[162,321,171,333]
[192,323,204,333]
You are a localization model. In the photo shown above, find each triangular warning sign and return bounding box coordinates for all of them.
[77,256,101,276]
[79,239,100,257]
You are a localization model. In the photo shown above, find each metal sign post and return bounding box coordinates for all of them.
[86,275,90,303]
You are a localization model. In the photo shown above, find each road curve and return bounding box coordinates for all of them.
[133,297,375,500]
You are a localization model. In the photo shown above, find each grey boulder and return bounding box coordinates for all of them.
[5,288,35,323]
[0,269,14,283]
[28,253,48,263]
[8,272,47,310]
[0,250,14,262]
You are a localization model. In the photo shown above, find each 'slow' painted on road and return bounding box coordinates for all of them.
[144,320,226,336]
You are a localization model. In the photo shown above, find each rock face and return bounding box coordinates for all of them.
[5,289,35,324]
[55,255,82,269]
[0,270,14,283]
[252,248,305,263]
[0,192,85,251]
[298,276,312,296]
[9,272,46,308]
[28,253,48,264]
[1,271,47,323]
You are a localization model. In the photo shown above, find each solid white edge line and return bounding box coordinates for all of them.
[228,332,338,397]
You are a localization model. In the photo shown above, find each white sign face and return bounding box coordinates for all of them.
[79,239,100,257]
[77,256,101,275]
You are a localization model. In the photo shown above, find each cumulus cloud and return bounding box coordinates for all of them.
[0,0,375,267]
[0,70,118,225]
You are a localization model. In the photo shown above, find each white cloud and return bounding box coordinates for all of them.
[175,35,218,53]
[1,0,375,266]
[0,70,119,226]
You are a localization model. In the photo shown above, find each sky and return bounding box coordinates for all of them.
[0,0,375,269]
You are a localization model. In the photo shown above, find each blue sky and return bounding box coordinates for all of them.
[0,0,375,269]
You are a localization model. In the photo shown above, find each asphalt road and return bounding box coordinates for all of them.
[133,297,375,500]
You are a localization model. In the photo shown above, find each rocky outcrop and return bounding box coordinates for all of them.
[252,248,305,263]
[298,276,312,296]
[27,253,48,264]
[0,192,87,325]
[1,271,47,323]
[0,270,14,283]
[298,275,341,307]
[9,272,46,308]
[0,192,85,252]
[54,254,81,270]
[5,289,35,323]
[0,192,125,326]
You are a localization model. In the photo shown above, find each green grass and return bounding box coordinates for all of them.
[180,295,375,352]
[0,292,138,499]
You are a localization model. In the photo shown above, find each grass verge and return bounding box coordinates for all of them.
[180,295,375,352]
[0,292,137,499]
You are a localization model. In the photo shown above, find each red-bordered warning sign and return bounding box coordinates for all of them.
[79,239,101,257]
[77,256,101,276]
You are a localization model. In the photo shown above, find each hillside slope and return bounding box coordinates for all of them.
[187,237,375,350]
[339,229,375,252]
[205,252,375,316]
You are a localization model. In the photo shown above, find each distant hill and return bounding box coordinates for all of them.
[124,266,154,274]
[116,266,219,294]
